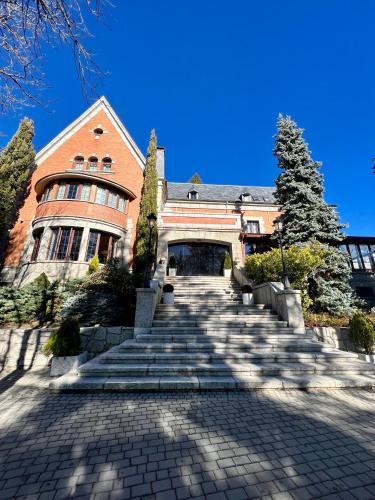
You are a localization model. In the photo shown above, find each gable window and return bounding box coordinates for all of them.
[48,227,83,261]
[188,190,198,200]
[245,221,260,234]
[74,155,84,170]
[88,156,98,171]
[30,229,44,261]
[102,157,112,172]
[240,193,252,202]
[85,230,118,263]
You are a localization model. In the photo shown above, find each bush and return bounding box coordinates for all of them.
[168,255,177,268]
[163,284,174,293]
[43,317,81,357]
[304,311,350,328]
[241,285,253,293]
[224,251,231,270]
[88,255,99,274]
[349,313,375,354]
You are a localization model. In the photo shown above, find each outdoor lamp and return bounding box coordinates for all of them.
[147,213,157,229]
[275,220,291,290]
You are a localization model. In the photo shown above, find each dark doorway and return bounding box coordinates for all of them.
[168,242,229,276]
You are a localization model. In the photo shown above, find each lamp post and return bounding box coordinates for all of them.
[144,213,157,287]
[276,220,290,290]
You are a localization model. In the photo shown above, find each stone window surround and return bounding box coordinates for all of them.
[28,216,128,265]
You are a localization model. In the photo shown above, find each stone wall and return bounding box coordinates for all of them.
[0,326,133,371]
[307,326,356,351]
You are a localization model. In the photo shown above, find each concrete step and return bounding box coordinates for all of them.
[99,351,358,365]
[152,320,288,327]
[153,314,279,322]
[49,373,375,392]
[156,304,267,311]
[78,361,375,377]
[147,327,308,335]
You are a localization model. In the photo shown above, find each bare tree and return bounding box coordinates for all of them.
[0,0,109,113]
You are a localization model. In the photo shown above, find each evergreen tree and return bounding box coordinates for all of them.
[189,172,202,184]
[0,118,35,261]
[273,114,354,314]
[133,129,158,279]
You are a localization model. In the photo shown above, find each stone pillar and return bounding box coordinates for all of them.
[276,289,305,330]
[39,226,54,260]
[134,288,158,334]
[78,227,90,262]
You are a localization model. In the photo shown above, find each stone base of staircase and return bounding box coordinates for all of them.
[49,276,375,392]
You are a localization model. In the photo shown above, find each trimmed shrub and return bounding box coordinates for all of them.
[163,284,174,293]
[224,251,231,270]
[349,313,375,354]
[43,317,81,357]
[168,255,177,268]
[88,255,99,274]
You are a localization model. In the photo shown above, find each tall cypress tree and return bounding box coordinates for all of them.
[273,114,354,314]
[0,118,35,262]
[133,129,158,279]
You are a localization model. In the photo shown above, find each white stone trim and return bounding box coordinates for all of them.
[164,200,280,212]
[36,96,146,171]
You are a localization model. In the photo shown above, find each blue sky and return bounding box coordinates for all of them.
[1,1,374,235]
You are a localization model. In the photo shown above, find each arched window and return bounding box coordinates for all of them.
[74,155,84,170]
[188,189,198,200]
[88,156,98,171]
[102,157,112,172]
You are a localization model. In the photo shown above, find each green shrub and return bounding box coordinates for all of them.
[43,317,81,357]
[224,251,232,270]
[88,255,99,274]
[168,255,177,268]
[349,313,375,354]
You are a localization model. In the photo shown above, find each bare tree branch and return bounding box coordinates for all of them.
[0,0,110,113]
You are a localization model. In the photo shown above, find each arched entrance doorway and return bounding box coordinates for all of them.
[168,242,229,276]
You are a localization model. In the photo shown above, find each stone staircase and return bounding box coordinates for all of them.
[50,276,375,391]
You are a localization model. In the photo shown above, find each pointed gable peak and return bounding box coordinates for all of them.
[36,96,146,170]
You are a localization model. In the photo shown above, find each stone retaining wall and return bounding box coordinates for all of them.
[307,326,356,352]
[0,326,134,371]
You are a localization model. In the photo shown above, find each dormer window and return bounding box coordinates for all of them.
[74,155,84,170]
[188,190,198,200]
[102,157,112,172]
[240,192,252,202]
[88,156,98,171]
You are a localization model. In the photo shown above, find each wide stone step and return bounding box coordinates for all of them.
[78,361,375,377]
[49,373,375,392]
[156,304,267,311]
[137,332,312,342]
[153,314,278,322]
[99,351,358,365]
[148,326,307,335]
[152,320,288,327]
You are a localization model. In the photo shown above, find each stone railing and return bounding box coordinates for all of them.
[134,260,166,334]
[252,282,305,330]
[233,265,252,287]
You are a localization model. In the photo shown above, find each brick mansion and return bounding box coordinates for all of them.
[1,97,374,303]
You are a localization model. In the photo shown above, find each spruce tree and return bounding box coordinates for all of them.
[189,172,202,184]
[133,129,158,280]
[0,118,35,261]
[273,114,354,314]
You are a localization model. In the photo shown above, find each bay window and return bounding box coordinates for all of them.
[30,229,44,261]
[48,227,83,261]
[86,230,118,263]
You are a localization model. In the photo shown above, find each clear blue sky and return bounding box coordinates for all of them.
[1,1,374,235]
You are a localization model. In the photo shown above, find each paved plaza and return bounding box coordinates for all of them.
[0,370,375,499]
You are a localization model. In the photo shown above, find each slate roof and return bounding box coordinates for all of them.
[167,182,276,204]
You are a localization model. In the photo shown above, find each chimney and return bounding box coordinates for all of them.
[156,147,165,178]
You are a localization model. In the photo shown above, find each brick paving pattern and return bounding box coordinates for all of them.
[0,370,375,499]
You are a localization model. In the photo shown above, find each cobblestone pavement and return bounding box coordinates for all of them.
[0,370,375,499]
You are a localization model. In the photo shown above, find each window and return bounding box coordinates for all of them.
[88,156,98,171]
[94,184,127,211]
[48,227,83,261]
[42,185,53,202]
[85,230,118,263]
[67,183,79,199]
[245,221,260,234]
[360,245,373,270]
[94,127,103,135]
[348,245,363,270]
[102,157,112,172]
[107,191,117,208]
[30,229,44,261]
[57,182,66,200]
[95,186,106,204]
[240,193,252,202]
[356,286,374,298]
[118,196,125,212]
[188,190,198,200]
[80,183,91,201]
[74,156,84,170]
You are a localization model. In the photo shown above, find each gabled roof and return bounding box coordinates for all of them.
[167,182,276,204]
[36,96,146,170]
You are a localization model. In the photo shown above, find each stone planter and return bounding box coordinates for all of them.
[163,292,175,305]
[242,293,253,305]
[168,268,177,277]
[50,351,88,377]
[224,268,232,278]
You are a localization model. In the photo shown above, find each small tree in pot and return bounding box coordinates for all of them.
[241,285,253,305]
[223,251,232,277]
[163,284,175,305]
[168,255,177,276]
[44,317,87,376]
